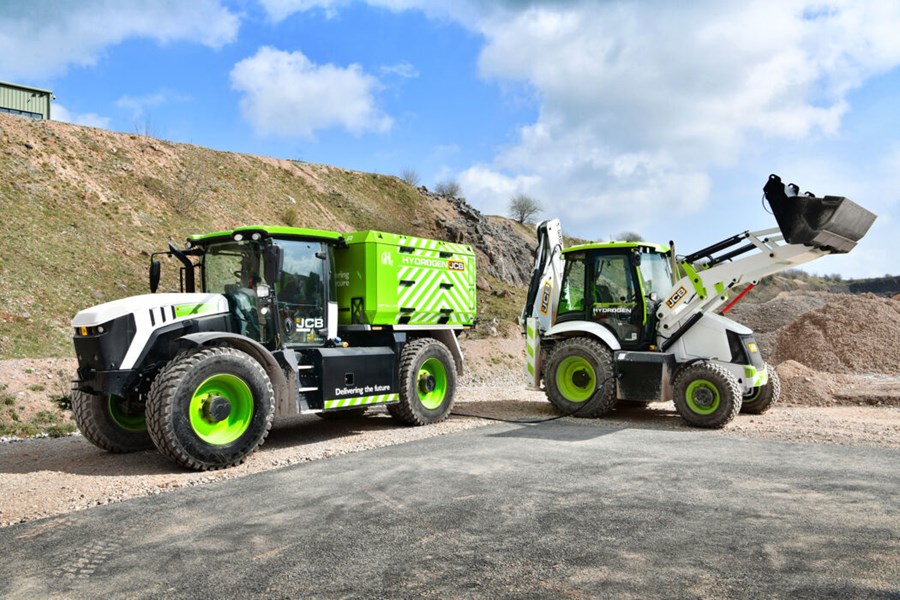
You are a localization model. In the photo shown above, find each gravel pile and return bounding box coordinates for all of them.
[776,294,900,374]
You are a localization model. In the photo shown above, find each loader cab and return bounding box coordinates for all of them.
[190,227,343,349]
[557,242,675,350]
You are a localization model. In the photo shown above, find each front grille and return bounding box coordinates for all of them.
[73,314,137,371]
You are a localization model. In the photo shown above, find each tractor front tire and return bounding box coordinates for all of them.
[740,363,781,415]
[544,337,616,418]
[388,338,456,426]
[146,346,275,470]
[673,361,741,428]
[72,388,154,453]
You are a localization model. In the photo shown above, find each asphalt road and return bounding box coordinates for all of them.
[1,420,898,599]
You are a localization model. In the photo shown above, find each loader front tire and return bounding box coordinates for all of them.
[388,338,456,426]
[673,362,741,428]
[740,363,780,415]
[146,346,275,470]
[72,388,154,453]
[544,337,616,418]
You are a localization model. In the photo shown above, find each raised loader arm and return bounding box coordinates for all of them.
[656,174,876,350]
[521,219,564,388]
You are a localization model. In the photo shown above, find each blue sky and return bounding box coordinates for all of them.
[2,0,898,279]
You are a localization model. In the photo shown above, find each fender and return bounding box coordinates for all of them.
[175,332,291,414]
[545,321,621,352]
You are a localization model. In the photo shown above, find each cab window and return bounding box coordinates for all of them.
[558,255,586,315]
[277,241,327,346]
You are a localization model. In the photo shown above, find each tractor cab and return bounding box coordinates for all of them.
[557,242,675,350]
[152,226,344,351]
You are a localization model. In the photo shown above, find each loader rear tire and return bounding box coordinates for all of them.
[72,388,153,453]
[146,346,275,471]
[544,337,616,418]
[388,338,456,426]
[673,362,741,428]
[740,363,780,415]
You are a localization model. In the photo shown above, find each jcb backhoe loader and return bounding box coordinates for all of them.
[522,174,876,427]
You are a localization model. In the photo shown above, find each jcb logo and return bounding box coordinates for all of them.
[665,285,687,309]
[295,317,324,332]
[448,260,465,272]
[539,282,552,315]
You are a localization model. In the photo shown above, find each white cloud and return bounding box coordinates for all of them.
[0,0,239,79]
[51,103,111,129]
[259,0,346,21]
[380,62,420,79]
[116,91,190,119]
[428,1,900,243]
[230,46,393,138]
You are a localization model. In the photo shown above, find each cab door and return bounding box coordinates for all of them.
[589,250,647,348]
[275,240,332,346]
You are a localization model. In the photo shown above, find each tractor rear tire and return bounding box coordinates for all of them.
[388,338,456,426]
[673,361,741,428]
[71,388,154,453]
[544,337,616,418]
[740,363,781,415]
[146,346,275,470]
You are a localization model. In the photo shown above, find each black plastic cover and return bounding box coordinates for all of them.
[763,174,876,254]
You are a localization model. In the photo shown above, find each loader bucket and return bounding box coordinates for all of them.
[763,174,876,254]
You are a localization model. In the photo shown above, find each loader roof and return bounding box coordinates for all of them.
[563,241,670,254]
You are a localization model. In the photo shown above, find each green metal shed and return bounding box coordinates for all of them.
[0,81,52,120]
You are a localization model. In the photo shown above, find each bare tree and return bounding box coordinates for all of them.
[509,193,541,224]
[434,180,461,197]
[617,231,643,242]
[400,168,420,187]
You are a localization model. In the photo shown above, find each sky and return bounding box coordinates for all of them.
[2,0,898,279]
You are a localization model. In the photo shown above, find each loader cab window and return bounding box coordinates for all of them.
[557,255,586,316]
[637,252,675,298]
[276,240,329,346]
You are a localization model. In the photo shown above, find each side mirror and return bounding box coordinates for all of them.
[263,244,283,286]
[631,251,642,267]
[149,260,161,293]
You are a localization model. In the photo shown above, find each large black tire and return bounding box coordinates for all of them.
[740,363,781,415]
[146,346,275,470]
[544,337,616,418]
[71,388,154,453]
[672,362,741,428]
[387,338,456,426]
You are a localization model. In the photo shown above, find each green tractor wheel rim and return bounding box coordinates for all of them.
[685,379,721,415]
[189,374,254,445]
[416,358,448,410]
[108,395,146,432]
[556,356,596,403]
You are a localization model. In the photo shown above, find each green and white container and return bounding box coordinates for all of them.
[334,230,476,327]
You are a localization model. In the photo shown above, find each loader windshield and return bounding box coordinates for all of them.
[637,252,674,298]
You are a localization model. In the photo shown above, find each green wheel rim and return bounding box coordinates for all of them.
[556,356,596,403]
[417,358,448,410]
[189,374,254,445]
[685,379,721,415]
[108,395,146,432]
[743,385,763,404]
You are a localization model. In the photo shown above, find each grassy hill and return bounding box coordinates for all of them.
[0,115,533,358]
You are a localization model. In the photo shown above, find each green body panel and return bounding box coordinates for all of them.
[334,230,476,326]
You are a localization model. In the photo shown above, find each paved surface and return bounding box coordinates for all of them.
[1,420,898,599]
